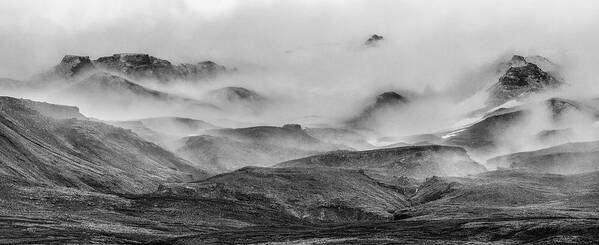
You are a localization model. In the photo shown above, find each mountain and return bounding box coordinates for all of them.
[37,54,230,82]
[365,34,384,46]
[442,97,597,152]
[488,55,562,105]
[487,141,599,174]
[175,124,348,173]
[276,145,486,179]
[347,91,409,128]
[35,55,95,81]
[0,96,207,194]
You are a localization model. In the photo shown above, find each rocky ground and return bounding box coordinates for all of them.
[0,168,597,244]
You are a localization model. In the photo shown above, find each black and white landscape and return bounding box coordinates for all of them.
[1,0,599,244]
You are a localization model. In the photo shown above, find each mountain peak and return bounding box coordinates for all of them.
[508,55,527,67]
[488,57,562,105]
[365,34,384,46]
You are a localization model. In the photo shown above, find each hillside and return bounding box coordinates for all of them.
[0,96,207,194]
[175,124,347,172]
[277,145,486,178]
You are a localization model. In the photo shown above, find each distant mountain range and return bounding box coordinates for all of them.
[38,53,231,82]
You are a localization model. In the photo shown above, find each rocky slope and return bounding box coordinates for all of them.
[277,145,486,179]
[94,53,229,82]
[488,55,562,105]
[0,96,206,194]
[442,97,598,152]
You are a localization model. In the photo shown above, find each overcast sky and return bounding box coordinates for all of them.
[1,0,599,92]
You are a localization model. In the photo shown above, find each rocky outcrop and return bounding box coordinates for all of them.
[93,53,228,82]
[36,55,95,80]
[365,34,384,46]
[488,55,562,105]
[37,53,229,82]
[57,55,94,77]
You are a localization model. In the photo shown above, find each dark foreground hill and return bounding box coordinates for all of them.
[0,96,206,194]
[1,158,597,244]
